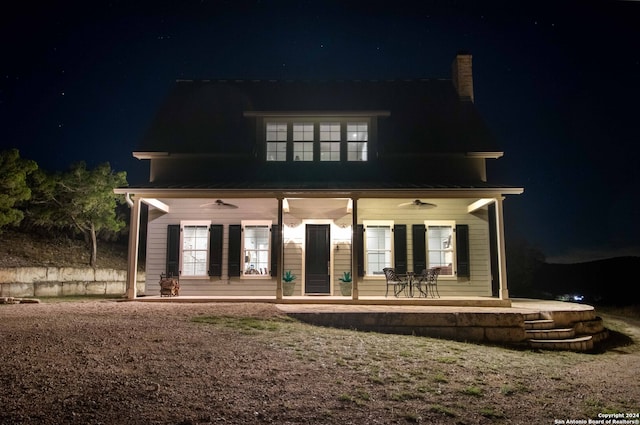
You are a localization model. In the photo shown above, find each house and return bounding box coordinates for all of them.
[116,52,523,303]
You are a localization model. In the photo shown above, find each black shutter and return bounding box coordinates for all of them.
[208,225,223,277]
[228,224,242,277]
[166,224,180,276]
[456,224,470,278]
[393,224,407,274]
[412,224,426,273]
[270,224,280,277]
[356,224,364,277]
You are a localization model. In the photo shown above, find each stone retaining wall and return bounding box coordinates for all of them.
[0,267,145,297]
[287,311,528,343]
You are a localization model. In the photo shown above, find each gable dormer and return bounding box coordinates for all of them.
[244,111,390,163]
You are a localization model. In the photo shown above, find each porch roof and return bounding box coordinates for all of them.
[116,181,523,198]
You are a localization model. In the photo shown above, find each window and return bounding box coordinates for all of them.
[347,122,368,161]
[293,123,314,141]
[426,221,455,276]
[242,221,271,276]
[320,122,341,161]
[181,222,210,277]
[364,221,393,275]
[293,123,314,161]
[266,123,287,161]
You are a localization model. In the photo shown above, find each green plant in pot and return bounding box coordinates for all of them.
[338,271,352,296]
[282,270,297,296]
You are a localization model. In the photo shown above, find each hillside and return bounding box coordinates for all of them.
[534,256,640,305]
[0,228,129,270]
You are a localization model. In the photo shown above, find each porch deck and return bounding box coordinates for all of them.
[134,295,511,307]
[130,296,606,351]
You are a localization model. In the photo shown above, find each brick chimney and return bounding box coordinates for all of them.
[452,51,474,102]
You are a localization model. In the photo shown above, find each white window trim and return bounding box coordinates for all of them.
[363,220,394,278]
[180,220,211,279]
[424,220,457,279]
[241,220,272,279]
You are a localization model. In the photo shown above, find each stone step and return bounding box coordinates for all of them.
[529,335,594,352]
[524,319,555,330]
[522,312,542,321]
[526,328,575,340]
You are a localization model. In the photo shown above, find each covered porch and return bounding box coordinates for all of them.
[118,186,522,303]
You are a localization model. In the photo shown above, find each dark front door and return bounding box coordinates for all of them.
[305,224,330,294]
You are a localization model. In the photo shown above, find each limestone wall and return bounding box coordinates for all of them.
[0,267,145,297]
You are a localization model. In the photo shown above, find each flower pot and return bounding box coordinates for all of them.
[339,282,352,296]
[283,281,295,296]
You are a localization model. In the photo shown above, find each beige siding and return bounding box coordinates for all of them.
[144,198,278,295]
[143,197,494,297]
[357,198,492,297]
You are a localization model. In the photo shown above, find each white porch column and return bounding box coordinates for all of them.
[494,197,509,300]
[351,197,359,300]
[126,195,141,300]
[276,197,283,300]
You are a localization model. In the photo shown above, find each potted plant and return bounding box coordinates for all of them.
[338,271,352,296]
[282,270,297,296]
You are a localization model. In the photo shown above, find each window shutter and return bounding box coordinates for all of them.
[393,224,407,274]
[270,224,280,277]
[412,224,426,273]
[208,225,223,277]
[456,224,470,278]
[166,225,180,276]
[228,224,242,277]
[356,224,364,277]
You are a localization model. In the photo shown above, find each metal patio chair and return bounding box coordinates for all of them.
[383,267,408,297]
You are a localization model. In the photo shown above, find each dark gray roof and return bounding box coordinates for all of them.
[138,79,500,155]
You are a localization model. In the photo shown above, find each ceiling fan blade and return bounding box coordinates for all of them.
[200,199,238,209]
[398,199,437,208]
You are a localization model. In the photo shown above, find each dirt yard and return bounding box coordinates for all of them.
[1,300,639,425]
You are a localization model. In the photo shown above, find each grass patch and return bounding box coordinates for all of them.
[435,356,457,364]
[433,372,448,383]
[429,404,456,417]
[461,386,483,397]
[190,315,291,332]
[480,407,505,419]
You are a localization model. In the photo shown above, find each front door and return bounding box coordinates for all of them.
[305,224,331,294]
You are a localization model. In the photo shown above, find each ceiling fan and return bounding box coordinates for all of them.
[200,199,239,209]
[398,199,437,208]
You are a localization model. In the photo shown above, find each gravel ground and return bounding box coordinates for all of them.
[1,300,639,425]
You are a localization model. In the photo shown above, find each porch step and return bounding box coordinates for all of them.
[526,328,575,340]
[529,335,594,352]
[524,319,555,330]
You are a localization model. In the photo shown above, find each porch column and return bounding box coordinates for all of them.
[126,195,141,300]
[276,197,284,300]
[494,197,509,300]
[351,197,359,300]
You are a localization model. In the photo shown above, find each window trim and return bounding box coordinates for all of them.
[180,220,211,279]
[424,220,457,279]
[241,220,272,279]
[363,220,394,278]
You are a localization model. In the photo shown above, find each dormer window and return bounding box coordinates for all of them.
[347,122,368,161]
[293,123,314,161]
[253,113,386,162]
[319,122,341,161]
[266,123,287,161]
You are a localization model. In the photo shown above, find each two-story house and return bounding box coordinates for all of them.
[116,52,523,303]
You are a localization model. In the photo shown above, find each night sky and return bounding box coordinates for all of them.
[1,1,639,263]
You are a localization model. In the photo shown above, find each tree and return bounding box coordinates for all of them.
[29,162,128,267]
[0,149,38,230]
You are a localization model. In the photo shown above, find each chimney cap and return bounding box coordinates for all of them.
[456,50,471,56]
